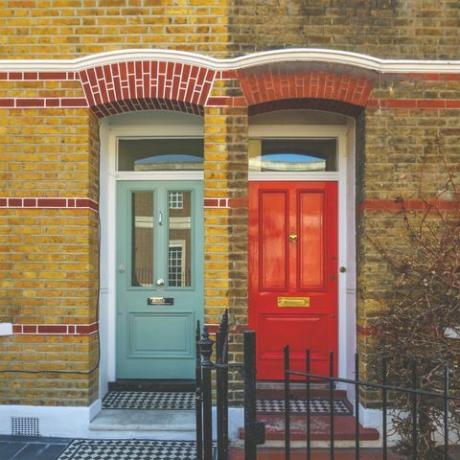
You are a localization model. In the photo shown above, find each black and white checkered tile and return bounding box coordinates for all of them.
[102,391,195,410]
[102,390,351,415]
[256,398,352,415]
[57,440,198,460]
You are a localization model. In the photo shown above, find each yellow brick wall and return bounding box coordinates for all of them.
[203,74,248,402]
[0,335,98,406]
[0,106,100,405]
[0,0,229,59]
[0,209,98,325]
[0,108,94,197]
[0,80,83,98]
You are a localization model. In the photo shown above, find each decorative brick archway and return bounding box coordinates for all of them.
[237,67,374,109]
[79,61,217,117]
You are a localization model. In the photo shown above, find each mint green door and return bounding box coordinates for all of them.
[116,181,203,379]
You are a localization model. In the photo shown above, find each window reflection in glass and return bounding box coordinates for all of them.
[131,192,154,287]
[249,138,337,172]
[118,138,204,171]
[168,191,192,287]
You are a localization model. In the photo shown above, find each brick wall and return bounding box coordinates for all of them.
[0,0,229,59]
[0,104,99,405]
[356,81,460,392]
[0,1,460,410]
[229,0,460,59]
[204,74,248,402]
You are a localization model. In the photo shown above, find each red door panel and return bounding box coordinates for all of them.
[249,181,338,380]
[259,190,289,290]
[298,190,325,289]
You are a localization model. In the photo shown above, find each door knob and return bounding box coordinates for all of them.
[156,278,165,286]
[288,233,298,242]
[118,264,126,273]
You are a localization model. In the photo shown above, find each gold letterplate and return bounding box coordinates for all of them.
[277,296,310,308]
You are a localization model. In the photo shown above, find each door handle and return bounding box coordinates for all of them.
[156,278,165,286]
[158,211,163,226]
[288,233,298,242]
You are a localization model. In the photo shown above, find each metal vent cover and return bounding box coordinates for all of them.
[11,417,40,436]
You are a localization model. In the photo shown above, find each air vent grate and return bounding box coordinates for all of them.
[11,417,40,436]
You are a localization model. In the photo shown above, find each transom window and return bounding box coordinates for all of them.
[248,138,337,172]
[118,138,204,171]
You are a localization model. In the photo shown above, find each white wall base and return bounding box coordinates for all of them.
[359,404,383,430]
[0,400,101,438]
[0,402,244,441]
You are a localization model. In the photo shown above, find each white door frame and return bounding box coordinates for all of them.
[98,112,204,398]
[98,112,356,399]
[247,121,357,388]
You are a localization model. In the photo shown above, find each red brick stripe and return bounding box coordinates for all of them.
[367,99,460,109]
[1,197,240,210]
[13,322,98,336]
[0,98,88,108]
[204,198,230,208]
[359,199,459,212]
[1,70,460,83]
[204,198,247,208]
[0,72,78,81]
[357,324,374,336]
[0,197,98,211]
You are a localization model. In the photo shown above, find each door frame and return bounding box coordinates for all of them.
[248,121,356,385]
[98,112,204,398]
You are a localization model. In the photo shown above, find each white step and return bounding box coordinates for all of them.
[89,409,196,440]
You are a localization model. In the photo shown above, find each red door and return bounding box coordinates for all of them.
[249,181,338,380]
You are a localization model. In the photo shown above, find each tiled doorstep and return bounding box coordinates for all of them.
[0,435,71,460]
[88,409,196,440]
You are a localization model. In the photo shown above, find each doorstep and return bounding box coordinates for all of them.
[89,409,195,440]
[89,388,196,440]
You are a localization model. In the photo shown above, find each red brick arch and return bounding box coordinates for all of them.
[79,61,216,117]
[238,68,373,109]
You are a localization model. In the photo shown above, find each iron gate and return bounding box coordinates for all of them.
[195,311,264,460]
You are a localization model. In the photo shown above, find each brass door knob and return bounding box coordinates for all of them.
[288,233,298,242]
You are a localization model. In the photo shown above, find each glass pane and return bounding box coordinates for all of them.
[249,138,337,172]
[132,191,154,287]
[118,138,204,171]
[168,191,192,287]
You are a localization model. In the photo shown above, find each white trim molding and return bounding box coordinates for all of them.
[0,400,101,438]
[1,48,460,74]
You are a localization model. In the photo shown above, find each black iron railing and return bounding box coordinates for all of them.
[283,346,460,460]
[196,315,227,460]
[196,314,264,460]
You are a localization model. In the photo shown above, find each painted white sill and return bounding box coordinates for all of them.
[0,323,13,336]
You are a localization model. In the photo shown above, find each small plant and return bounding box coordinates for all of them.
[369,173,460,458]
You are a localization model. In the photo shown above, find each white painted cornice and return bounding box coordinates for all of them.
[1,48,460,74]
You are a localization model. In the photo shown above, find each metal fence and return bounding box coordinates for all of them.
[195,314,228,460]
[196,312,264,460]
[283,346,460,460]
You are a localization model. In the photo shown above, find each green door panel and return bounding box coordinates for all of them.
[116,181,203,379]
